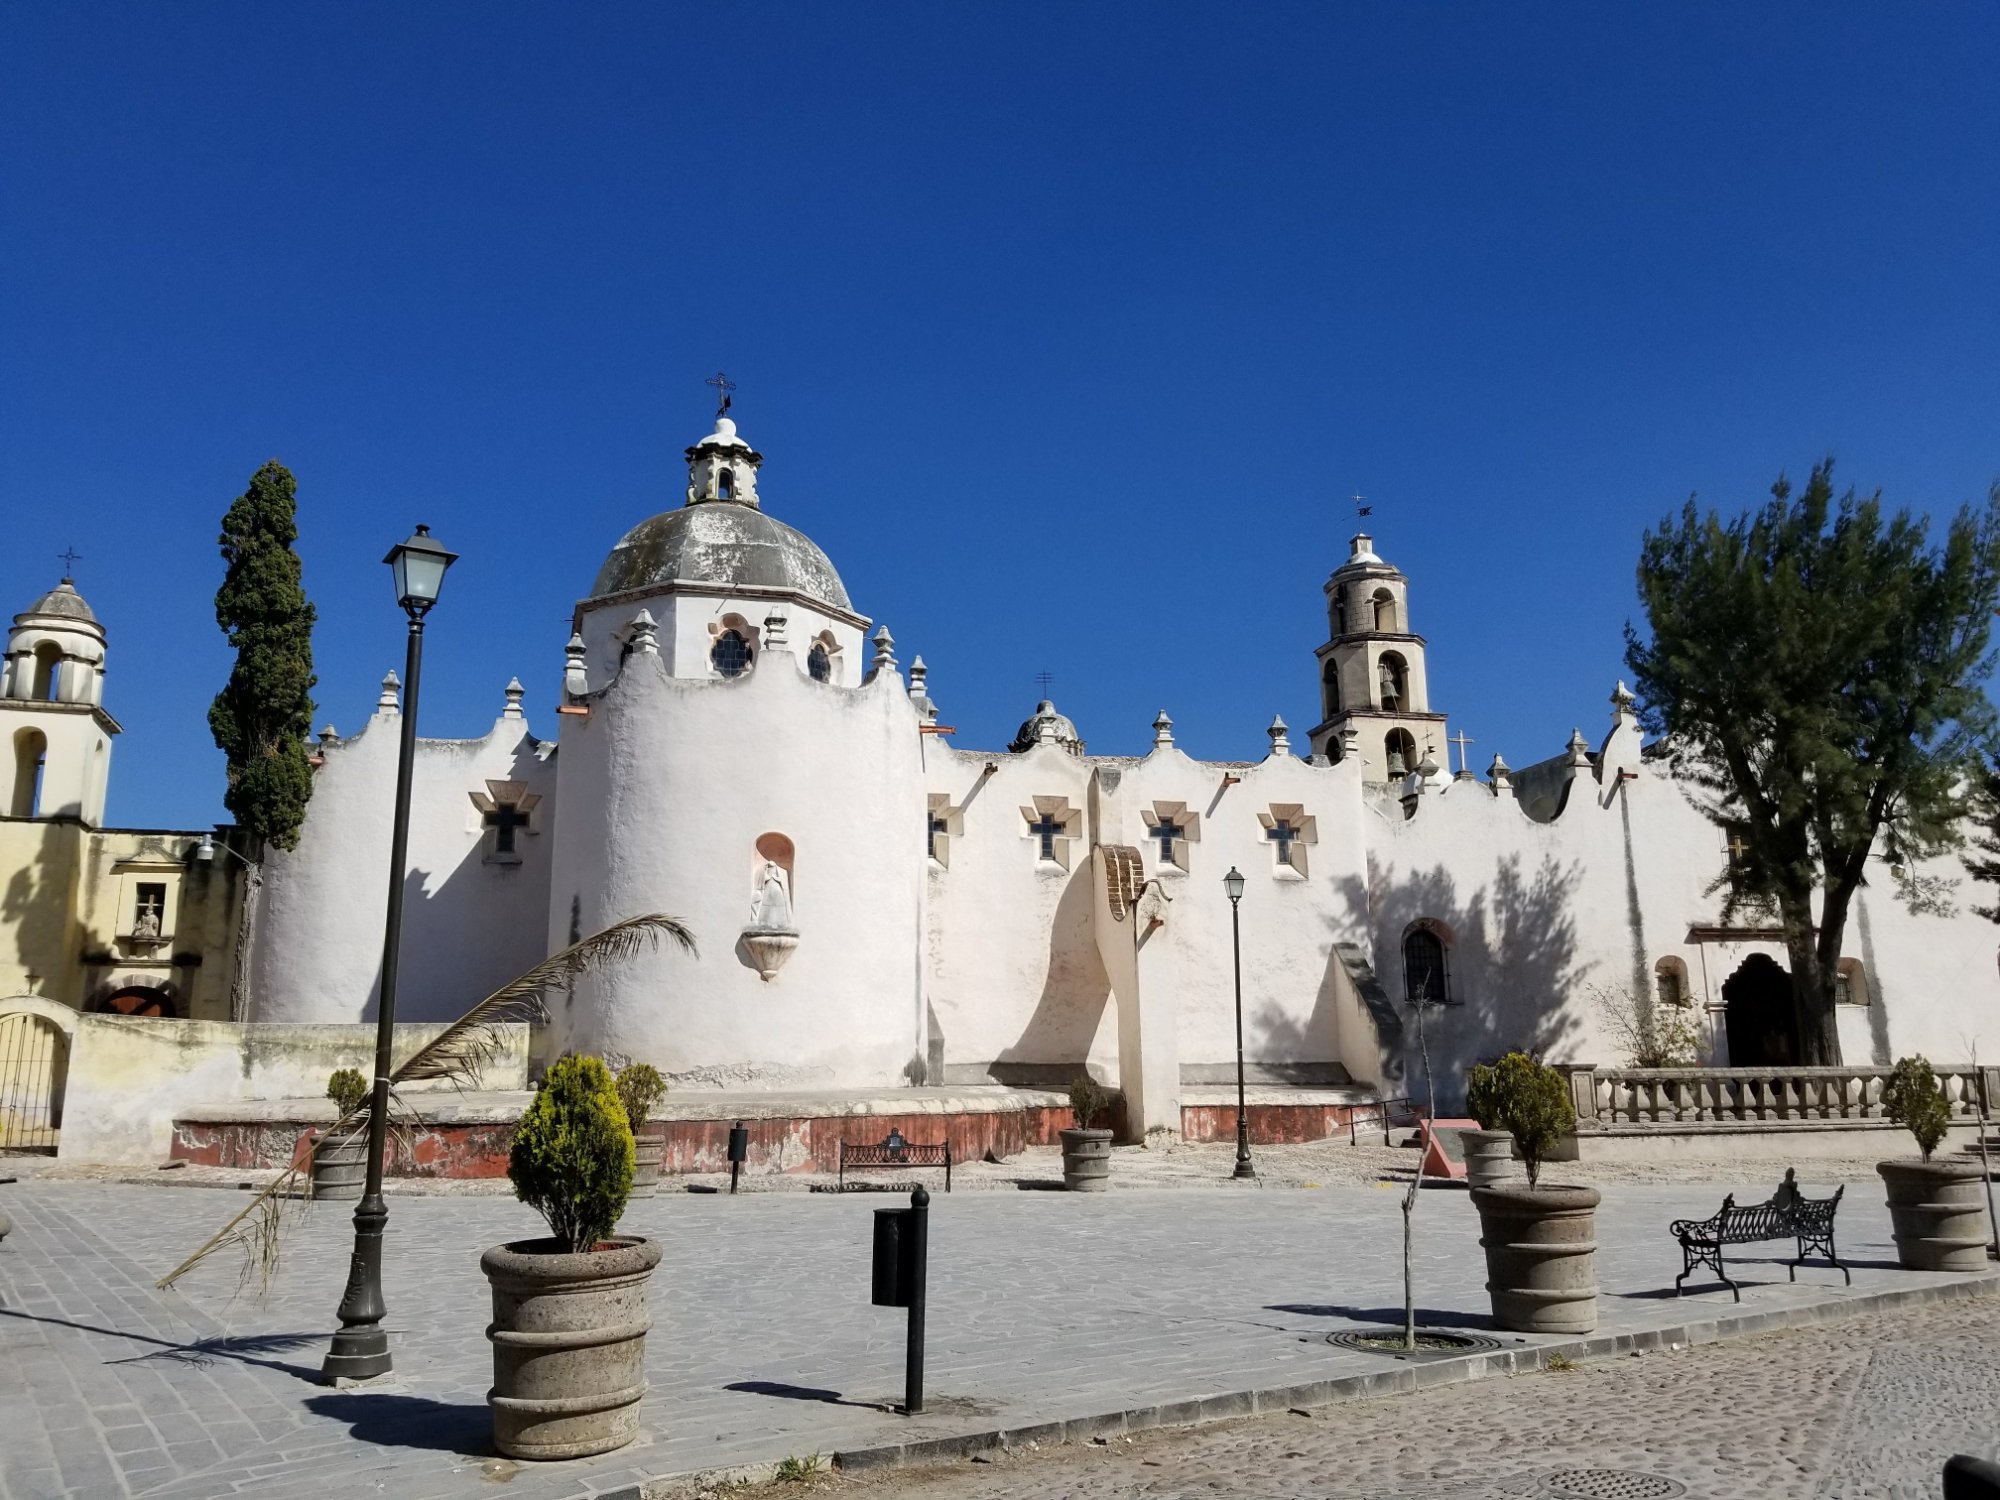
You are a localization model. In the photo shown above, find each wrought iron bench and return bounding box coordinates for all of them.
[1670,1168,1847,1301]
[837,1129,951,1192]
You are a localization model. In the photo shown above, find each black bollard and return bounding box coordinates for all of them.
[727,1120,748,1195]
[1945,1456,2000,1500]
[870,1184,930,1415]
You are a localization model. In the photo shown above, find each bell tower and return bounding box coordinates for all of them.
[1306,534,1446,779]
[1,578,119,821]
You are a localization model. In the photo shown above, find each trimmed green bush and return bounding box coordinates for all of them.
[1465,1052,1574,1187]
[1883,1054,1954,1162]
[1069,1073,1110,1131]
[326,1068,369,1118]
[614,1062,669,1130]
[508,1054,635,1252]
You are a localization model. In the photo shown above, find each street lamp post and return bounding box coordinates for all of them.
[322,525,456,1384]
[1223,866,1255,1181]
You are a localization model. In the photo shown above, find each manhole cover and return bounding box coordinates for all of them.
[1543,1471,1686,1499]
[1325,1329,1502,1357]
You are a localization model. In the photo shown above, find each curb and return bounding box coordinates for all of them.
[815,1272,2000,1478]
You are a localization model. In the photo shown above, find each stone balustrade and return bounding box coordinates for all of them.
[1565,1064,2000,1130]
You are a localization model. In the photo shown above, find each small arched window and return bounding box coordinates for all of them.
[1384,728,1417,775]
[1377,651,1407,711]
[31,643,60,701]
[711,629,752,678]
[1403,922,1450,1003]
[1332,585,1349,636]
[11,728,47,818]
[717,467,735,500]
[1835,958,1869,1005]
[1655,957,1691,1008]
[807,643,832,683]
[1372,588,1396,633]
[1321,660,1341,718]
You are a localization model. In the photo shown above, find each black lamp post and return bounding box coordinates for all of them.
[1223,866,1255,1181]
[322,524,456,1383]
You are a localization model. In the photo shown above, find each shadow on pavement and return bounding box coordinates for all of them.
[305,1391,492,1454]
[0,1306,326,1381]
[1267,1303,1498,1331]
[724,1380,892,1410]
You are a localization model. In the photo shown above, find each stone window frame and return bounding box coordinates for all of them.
[1655,955,1692,1008]
[1835,957,1870,1006]
[1257,803,1317,878]
[1021,796,1082,871]
[927,791,964,870]
[707,613,762,680]
[1140,801,1200,874]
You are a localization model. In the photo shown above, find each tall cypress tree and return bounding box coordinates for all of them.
[1627,461,2000,1065]
[209,460,318,851]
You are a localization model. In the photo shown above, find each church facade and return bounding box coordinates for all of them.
[249,413,2000,1125]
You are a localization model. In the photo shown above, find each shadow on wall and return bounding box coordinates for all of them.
[990,864,1113,1080]
[1368,855,1591,1113]
[357,738,553,1028]
[3,819,68,996]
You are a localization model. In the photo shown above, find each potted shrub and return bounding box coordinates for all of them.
[482,1054,659,1460]
[1464,1052,1599,1334]
[1061,1074,1114,1192]
[1878,1055,1986,1271]
[311,1068,370,1202]
[614,1063,670,1199]
[1457,1057,1517,1191]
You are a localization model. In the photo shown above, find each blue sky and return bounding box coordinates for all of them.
[5,4,1997,828]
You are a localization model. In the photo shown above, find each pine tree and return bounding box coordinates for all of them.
[1626,460,2000,1065]
[208,460,318,851]
[1966,761,2000,922]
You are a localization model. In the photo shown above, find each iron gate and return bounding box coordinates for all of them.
[0,1010,68,1151]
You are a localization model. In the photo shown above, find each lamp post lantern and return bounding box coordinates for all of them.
[322,525,456,1383]
[1223,866,1254,1180]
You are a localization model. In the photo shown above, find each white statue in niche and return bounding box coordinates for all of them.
[752,861,794,930]
[132,901,161,941]
[741,859,800,982]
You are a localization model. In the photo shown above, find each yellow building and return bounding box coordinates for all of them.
[2,577,249,1022]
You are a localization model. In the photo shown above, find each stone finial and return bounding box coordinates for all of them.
[869,625,897,678]
[1488,752,1513,794]
[909,655,927,695]
[502,677,525,720]
[1152,710,1174,749]
[563,632,589,698]
[376,671,401,716]
[1611,678,1638,724]
[1267,714,1291,757]
[318,724,339,749]
[1339,724,1360,762]
[763,608,789,650]
[1566,727,1592,767]
[629,609,659,656]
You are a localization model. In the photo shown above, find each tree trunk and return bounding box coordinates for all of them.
[1781,907,1841,1066]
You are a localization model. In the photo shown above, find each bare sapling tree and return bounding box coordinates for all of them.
[1402,966,1443,1351]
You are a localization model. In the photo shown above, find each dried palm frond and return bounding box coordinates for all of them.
[156,911,695,1291]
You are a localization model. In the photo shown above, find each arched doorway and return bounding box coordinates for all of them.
[0,1004,73,1150]
[1722,954,1798,1067]
[97,986,178,1017]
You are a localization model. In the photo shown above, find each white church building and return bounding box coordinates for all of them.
[249,412,2000,1133]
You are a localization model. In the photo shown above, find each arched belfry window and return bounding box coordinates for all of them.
[1403,922,1451,1003]
[717,467,735,500]
[32,643,60,701]
[1321,660,1341,719]
[11,728,47,818]
[1384,728,1417,775]
[711,629,752,678]
[1373,588,1396,633]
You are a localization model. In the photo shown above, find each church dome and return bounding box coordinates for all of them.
[18,579,98,625]
[1009,699,1084,756]
[589,503,852,611]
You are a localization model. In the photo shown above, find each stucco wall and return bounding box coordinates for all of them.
[251,697,555,1024]
[547,635,925,1088]
[58,1015,530,1163]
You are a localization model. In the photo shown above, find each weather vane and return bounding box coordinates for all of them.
[1352,493,1373,520]
[705,371,735,418]
[57,546,82,579]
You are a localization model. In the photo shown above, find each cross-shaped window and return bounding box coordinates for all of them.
[485,801,531,856]
[928,813,950,860]
[1150,818,1181,866]
[1028,813,1065,861]
[1266,818,1298,867]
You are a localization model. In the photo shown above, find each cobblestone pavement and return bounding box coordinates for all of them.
[816,1296,2000,1500]
[0,1170,1995,1500]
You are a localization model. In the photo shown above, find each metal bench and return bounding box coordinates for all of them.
[837,1129,951,1192]
[1670,1168,1848,1301]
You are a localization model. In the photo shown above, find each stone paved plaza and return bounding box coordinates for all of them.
[1,1161,1997,1500]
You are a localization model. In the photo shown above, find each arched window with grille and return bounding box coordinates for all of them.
[808,643,832,682]
[711,628,752,678]
[1403,922,1451,1003]
[1321,660,1341,718]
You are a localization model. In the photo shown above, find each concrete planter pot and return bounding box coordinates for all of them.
[481,1236,662,1460]
[1877,1159,1989,1272]
[1060,1127,1113,1192]
[630,1128,665,1199]
[1458,1128,1516,1190]
[309,1129,368,1202]
[1469,1182,1600,1335]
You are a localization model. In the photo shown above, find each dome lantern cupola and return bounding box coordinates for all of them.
[685,417,764,509]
